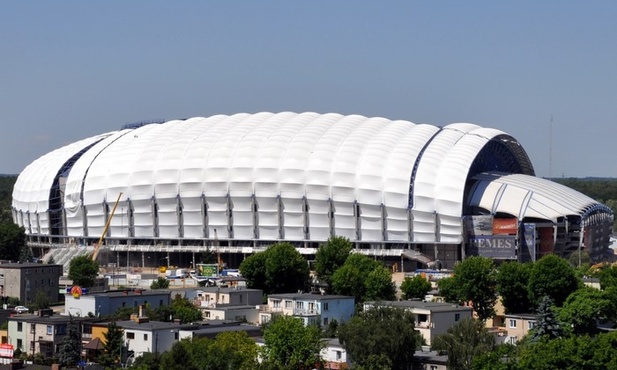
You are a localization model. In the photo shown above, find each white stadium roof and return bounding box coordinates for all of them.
[11,112,610,245]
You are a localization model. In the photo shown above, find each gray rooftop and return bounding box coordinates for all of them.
[366,300,472,312]
[268,292,354,301]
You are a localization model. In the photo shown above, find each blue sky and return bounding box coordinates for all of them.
[1,1,616,177]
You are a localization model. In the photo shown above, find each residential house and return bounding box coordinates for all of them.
[412,349,448,370]
[321,338,349,370]
[363,300,473,345]
[260,293,355,326]
[504,313,537,344]
[0,262,62,305]
[196,287,263,308]
[202,305,259,323]
[197,287,263,323]
[7,311,98,359]
[179,323,261,340]
[65,289,171,317]
[101,315,199,358]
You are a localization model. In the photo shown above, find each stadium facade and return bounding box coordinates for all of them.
[11,112,614,269]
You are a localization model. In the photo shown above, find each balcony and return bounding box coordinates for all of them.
[258,305,284,313]
[293,309,320,316]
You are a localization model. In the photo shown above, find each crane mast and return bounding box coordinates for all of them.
[92,192,123,261]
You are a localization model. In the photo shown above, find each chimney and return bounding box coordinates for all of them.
[139,305,144,318]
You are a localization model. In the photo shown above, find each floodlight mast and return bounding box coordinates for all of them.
[92,192,123,261]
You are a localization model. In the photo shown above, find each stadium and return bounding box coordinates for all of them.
[10,112,614,270]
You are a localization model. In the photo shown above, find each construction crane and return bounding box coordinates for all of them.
[91,192,123,261]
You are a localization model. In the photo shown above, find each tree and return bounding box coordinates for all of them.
[264,242,311,294]
[516,333,617,370]
[472,344,519,370]
[331,253,394,303]
[400,274,432,300]
[0,222,26,261]
[453,256,497,321]
[68,255,100,288]
[558,287,616,336]
[314,236,352,292]
[150,277,170,289]
[170,294,202,323]
[19,245,33,263]
[208,331,260,370]
[364,266,397,301]
[57,316,81,367]
[437,276,461,303]
[31,290,51,311]
[239,242,310,295]
[130,351,159,370]
[159,340,199,370]
[528,254,579,307]
[530,296,563,342]
[432,318,495,370]
[239,251,268,291]
[338,305,421,370]
[496,262,532,314]
[262,315,324,369]
[102,321,125,365]
[599,264,617,289]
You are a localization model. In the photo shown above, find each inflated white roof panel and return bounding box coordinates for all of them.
[13,112,547,243]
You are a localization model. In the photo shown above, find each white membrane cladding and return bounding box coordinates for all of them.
[467,173,599,222]
[12,112,535,244]
[12,133,112,234]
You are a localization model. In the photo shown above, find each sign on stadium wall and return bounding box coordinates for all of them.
[492,218,518,235]
[464,215,494,236]
[467,235,517,260]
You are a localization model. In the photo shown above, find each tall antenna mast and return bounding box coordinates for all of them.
[548,114,553,179]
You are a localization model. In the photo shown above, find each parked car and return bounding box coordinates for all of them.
[14,306,29,314]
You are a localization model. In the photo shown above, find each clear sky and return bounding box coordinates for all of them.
[1,1,616,177]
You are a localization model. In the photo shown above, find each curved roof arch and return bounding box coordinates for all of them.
[12,112,550,243]
[467,172,613,223]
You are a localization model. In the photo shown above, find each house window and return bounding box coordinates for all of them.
[273,300,281,308]
[509,319,517,328]
[239,294,243,304]
[528,321,536,330]
[56,325,67,335]
[296,302,303,309]
[455,313,460,322]
[204,312,211,318]
[30,324,36,334]
[323,317,329,326]
[47,326,52,335]
[308,302,315,312]
[285,300,292,308]
[16,339,22,350]
[335,350,342,361]
[144,334,148,341]
[323,302,329,311]
[261,315,270,324]
[174,332,179,340]
[430,366,438,370]
[17,323,22,332]
[126,332,135,340]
